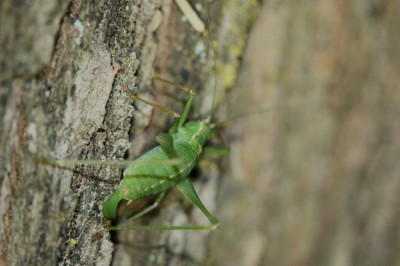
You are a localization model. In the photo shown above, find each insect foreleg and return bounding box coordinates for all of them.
[152,76,196,129]
[117,191,167,226]
[176,178,219,228]
[203,147,230,156]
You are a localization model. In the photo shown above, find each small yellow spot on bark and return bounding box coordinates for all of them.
[69,238,77,246]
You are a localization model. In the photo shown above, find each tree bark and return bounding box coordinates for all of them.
[2,0,399,265]
[0,0,232,265]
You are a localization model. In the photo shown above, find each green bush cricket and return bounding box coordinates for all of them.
[103,1,219,231]
[102,77,220,231]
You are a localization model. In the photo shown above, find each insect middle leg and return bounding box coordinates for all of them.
[119,191,166,226]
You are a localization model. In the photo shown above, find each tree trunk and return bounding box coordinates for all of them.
[1,0,399,265]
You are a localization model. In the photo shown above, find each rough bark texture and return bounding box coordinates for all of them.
[1,0,399,265]
[0,0,221,265]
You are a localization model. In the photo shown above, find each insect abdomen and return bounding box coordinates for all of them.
[102,138,199,218]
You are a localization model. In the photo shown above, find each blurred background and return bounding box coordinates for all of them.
[209,0,400,265]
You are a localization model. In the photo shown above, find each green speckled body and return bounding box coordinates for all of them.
[102,120,212,219]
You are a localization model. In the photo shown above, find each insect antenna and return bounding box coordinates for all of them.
[38,157,120,184]
[200,0,218,121]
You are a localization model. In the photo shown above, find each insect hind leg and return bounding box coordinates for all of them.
[104,179,220,231]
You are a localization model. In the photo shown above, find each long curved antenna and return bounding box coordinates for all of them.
[203,0,218,119]
[175,0,218,119]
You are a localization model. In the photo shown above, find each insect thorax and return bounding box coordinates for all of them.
[174,120,212,156]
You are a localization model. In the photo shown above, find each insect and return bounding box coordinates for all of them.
[102,1,220,231]
[103,79,220,231]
